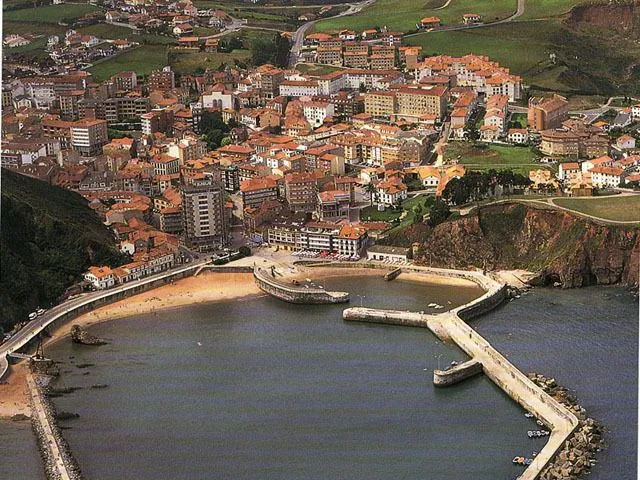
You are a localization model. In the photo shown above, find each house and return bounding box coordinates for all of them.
[173,23,193,36]
[462,13,482,24]
[590,166,623,188]
[558,162,581,181]
[338,29,356,41]
[612,111,632,129]
[507,128,528,144]
[581,155,614,174]
[480,124,500,142]
[375,177,407,205]
[84,266,116,290]
[616,134,636,150]
[178,36,199,48]
[416,166,441,188]
[420,17,441,29]
[204,38,219,52]
[366,245,409,263]
[632,104,640,120]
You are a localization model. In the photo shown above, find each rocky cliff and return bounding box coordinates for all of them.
[410,204,639,288]
[566,1,640,36]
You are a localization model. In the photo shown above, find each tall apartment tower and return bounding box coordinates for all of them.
[181,181,228,251]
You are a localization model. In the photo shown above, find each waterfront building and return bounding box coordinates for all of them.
[181,182,228,251]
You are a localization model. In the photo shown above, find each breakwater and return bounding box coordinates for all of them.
[253,267,349,304]
[433,359,483,387]
[27,374,82,480]
[342,265,580,480]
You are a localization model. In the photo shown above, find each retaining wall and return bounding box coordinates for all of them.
[253,268,349,304]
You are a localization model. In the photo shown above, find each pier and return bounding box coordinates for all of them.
[27,374,82,480]
[253,267,349,304]
[433,359,483,387]
[342,266,579,480]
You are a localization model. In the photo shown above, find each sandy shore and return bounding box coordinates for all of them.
[0,363,30,419]
[0,271,260,418]
[288,266,480,289]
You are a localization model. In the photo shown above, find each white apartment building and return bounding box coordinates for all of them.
[303,101,335,127]
[279,80,319,97]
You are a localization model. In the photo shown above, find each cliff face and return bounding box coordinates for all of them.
[566,1,640,36]
[412,204,639,288]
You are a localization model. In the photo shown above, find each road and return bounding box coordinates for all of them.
[457,192,640,225]
[405,0,525,38]
[289,0,377,68]
[0,259,210,380]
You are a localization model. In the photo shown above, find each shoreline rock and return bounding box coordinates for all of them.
[527,372,606,480]
[70,325,107,346]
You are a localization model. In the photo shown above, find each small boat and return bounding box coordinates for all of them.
[28,312,37,320]
[524,458,533,466]
[524,413,534,418]
[428,303,437,307]
[536,420,545,427]
[450,361,458,367]
[36,308,46,316]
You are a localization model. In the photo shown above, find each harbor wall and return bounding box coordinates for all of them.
[253,268,349,304]
[341,264,579,480]
[27,374,82,480]
[433,359,483,387]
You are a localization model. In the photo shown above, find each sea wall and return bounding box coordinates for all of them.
[433,359,483,387]
[27,374,82,480]
[253,267,349,304]
[341,265,579,480]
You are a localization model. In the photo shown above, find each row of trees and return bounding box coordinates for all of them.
[441,170,532,206]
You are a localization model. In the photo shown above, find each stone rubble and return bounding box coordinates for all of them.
[527,372,606,480]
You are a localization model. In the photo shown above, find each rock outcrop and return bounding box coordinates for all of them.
[70,325,107,346]
[409,203,639,289]
[566,0,640,36]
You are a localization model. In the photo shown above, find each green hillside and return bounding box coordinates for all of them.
[0,169,127,334]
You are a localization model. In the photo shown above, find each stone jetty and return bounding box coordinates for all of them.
[27,373,83,480]
[341,265,581,480]
[528,373,605,480]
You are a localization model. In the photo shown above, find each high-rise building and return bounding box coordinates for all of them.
[181,181,228,251]
[70,119,108,156]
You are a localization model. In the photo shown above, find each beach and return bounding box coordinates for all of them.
[0,271,261,419]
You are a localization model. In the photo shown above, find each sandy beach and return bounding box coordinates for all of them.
[288,265,480,289]
[0,271,260,418]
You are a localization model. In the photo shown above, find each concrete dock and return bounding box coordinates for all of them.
[342,266,579,480]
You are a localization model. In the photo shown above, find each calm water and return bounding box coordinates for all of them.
[3,275,637,479]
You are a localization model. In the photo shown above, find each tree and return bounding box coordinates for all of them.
[359,82,367,93]
[238,245,252,257]
[464,124,481,143]
[364,182,377,206]
[428,199,450,227]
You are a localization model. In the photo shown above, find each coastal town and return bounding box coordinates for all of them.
[3,0,640,293]
[1,1,639,480]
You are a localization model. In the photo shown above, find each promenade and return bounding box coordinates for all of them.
[0,259,211,380]
[342,265,579,480]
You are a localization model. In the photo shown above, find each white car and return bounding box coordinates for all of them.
[29,312,38,320]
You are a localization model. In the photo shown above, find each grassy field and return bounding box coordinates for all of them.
[76,24,133,39]
[360,205,402,222]
[295,63,345,75]
[89,45,168,81]
[313,0,516,34]
[518,0,584,20]
[553,196,640,222]
[170,49,251,74]
[407,21,553,77]
[445,142,543,175]
[4,4,100,23]
[3,20,66,36]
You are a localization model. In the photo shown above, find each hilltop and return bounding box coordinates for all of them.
[381,203,640,288]
[0,170,127,334]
